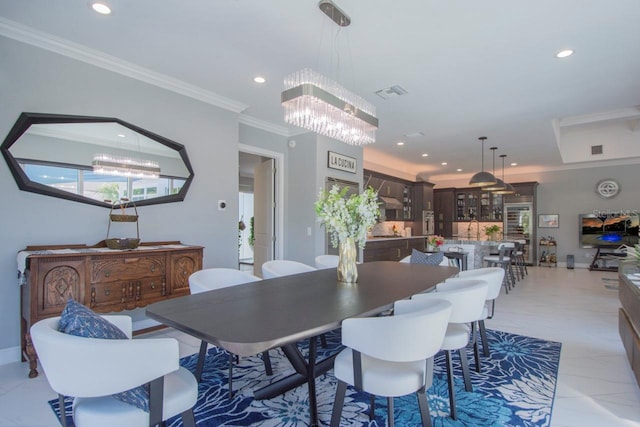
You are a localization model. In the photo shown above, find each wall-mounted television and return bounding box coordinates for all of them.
[579,212,640,248]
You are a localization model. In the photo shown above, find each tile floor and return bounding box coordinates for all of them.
[0,267,639,426]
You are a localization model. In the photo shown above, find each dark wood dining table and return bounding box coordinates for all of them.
[146,261,458,426]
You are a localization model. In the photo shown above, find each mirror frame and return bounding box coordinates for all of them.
[1,112,195,208]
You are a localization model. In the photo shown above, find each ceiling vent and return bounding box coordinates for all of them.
[374,85,408,100]
[591,145,603,155]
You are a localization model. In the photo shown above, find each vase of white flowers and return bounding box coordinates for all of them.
[315,185,380,283]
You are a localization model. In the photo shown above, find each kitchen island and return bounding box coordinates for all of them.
[441,240,499,269]
[363,236,498,269]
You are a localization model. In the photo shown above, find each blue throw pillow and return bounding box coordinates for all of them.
[410,249,444,266]
[58,299,149,412]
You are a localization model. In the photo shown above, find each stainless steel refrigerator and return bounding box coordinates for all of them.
[503,202,535,264]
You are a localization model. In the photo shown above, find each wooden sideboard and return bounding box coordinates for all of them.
[619,272,640,387]
[20,241,203,378]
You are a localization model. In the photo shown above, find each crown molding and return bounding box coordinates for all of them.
[238,114,290,136]
[0,17,248,113]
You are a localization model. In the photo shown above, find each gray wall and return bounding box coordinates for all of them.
[0,39,236,355]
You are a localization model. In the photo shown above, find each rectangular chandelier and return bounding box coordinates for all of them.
[92,154,160,179]
[281,68,378,145]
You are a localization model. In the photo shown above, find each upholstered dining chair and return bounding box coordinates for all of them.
[330,299,452,427]
[409,279,489,420]
[261,259,316,278]
[455,267,505,362]
[315,254,340,269]
[30,315,197,427]
[188,268,272,398]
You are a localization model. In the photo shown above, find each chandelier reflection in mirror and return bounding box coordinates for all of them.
[92,154,160,178]
[281,1,378,145]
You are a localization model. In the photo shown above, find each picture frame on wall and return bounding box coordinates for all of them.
[538,214,559,228]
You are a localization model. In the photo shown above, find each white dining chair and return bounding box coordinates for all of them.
[262,260,316,278]
[409,279,489,420]
[455,267,505,361]
[330,299,452,427]
[30,315,197,427]
[315,254,340,269]
[188,268,272,398]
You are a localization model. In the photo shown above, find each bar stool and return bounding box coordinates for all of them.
[483,242,515,293]
[513,239,528,278]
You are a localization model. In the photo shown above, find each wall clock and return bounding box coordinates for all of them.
[595,179,620,199]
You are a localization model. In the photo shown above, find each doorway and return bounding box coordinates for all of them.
[238,145,284,277]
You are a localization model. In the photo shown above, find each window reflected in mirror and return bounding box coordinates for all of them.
[1,113,194,208]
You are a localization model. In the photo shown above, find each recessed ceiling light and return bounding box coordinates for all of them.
[91,2,112,14]
[511,162,518,166]
[421,153,428,157]
[441,162,447,166]
[456,168,462,172]
[117,134,125,138]
[556,49,574,58]
[397,142,405,146]
[253,76,266,84]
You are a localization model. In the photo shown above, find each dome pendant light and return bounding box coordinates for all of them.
[493,154,515,195]
[484,147,507,191]
[468,136,497,187]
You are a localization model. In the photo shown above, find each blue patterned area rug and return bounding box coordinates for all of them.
[50,329,561,426]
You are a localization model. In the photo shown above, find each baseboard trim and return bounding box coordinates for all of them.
[0,345,21,366]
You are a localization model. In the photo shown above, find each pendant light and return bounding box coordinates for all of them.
[493,154,515,195]
[468,136,497,187]
[484,147,507,191]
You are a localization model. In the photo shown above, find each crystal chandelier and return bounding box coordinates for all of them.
[281,1,378,145]
[92,154,160,179]
[282,69,378,145]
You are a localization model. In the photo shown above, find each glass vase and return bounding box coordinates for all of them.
[338,237,358,283]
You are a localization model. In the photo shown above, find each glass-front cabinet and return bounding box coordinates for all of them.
[455,188,502,221]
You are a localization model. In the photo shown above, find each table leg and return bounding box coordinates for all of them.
[253,337,337,426]
[307,337,318,426]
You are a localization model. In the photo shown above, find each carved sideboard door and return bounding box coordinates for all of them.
[20,241,203,378]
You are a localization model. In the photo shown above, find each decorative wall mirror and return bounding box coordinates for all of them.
[1,113,194,208]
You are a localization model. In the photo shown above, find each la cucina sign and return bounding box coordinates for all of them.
[328,151,356,174]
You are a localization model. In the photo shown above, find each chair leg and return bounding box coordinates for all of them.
[369,395,376,420]
[458,347,473,392]
[195,340,208,382]
[330,380,348,427]
[228,353,234,400]
[479,319,490,357]
[181,409,196,427]
[445,350,457,420]
[416,386,433,427]
[387,397,394,427]
[262,351,273,376]
[320,334,328,348]
[471,322,481,373]
[58,394,68,427]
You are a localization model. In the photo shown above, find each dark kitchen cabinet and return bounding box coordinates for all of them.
[363,238,426,262]
[434,188,455,237]
[364,170,415,220]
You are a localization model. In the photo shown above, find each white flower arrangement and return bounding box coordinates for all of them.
[315,185,381,249]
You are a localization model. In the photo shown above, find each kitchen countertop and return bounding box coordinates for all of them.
[366,235,427,242]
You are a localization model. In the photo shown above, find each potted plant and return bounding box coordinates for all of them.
[484,224,502,241]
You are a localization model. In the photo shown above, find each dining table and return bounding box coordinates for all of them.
[146,261,458,426]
